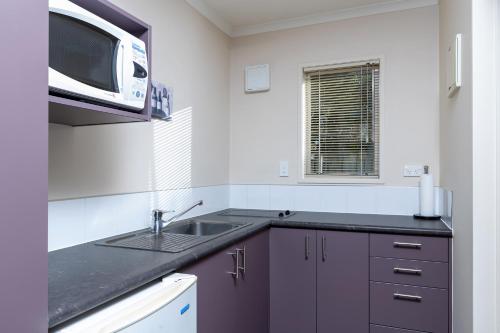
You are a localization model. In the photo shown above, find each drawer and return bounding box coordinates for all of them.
[370,282,448,333]
[371,324,425,333]
[370,257,449,289]
[370,234,448,262]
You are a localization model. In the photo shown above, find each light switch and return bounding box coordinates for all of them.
[403,165,425,177]
[279,161,289,177]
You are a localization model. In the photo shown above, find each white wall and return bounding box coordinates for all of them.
[439,0,473,332]
[229,6,439,187]
[49,0,231,200]
[472,0,498,331]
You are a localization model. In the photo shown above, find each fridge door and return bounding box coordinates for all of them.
[53,273,197,333]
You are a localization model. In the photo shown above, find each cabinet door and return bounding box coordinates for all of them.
[182,245,239,333]
[235,230,270,333]
[317,230,369,333]
[270,228,316,333]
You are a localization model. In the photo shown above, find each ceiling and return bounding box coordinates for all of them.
[186,0,438,37]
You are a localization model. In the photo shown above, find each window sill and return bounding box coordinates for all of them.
[298,176,385,185]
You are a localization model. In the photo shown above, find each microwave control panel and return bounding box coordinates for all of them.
[130,42,148,101]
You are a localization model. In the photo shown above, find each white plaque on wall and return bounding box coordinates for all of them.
[245,64,270,93]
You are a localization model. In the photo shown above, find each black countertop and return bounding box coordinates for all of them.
[48,209,452,328]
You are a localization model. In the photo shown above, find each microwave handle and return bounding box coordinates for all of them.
[119,44,125,93]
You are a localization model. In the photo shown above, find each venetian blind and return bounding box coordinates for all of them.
[304,61,380,177]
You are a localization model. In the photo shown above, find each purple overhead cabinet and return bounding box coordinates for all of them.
[49,0,152,126]
[270,228,316,333]
[316,231,369,333]
[182,230,270,333]
[1,0,48,332]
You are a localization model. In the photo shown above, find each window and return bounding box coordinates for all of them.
[303,61,380,179]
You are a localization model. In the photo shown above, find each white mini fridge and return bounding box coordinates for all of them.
[53,273,197,333]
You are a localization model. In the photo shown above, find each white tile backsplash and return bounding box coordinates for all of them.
[269,186,295,210]
[319,186,349,213]
[48,185,229,252]
[84,192,151,242]
[229,185,247,208]
[375,186,419,215]
[294,186,323,211]
[346,186,378,214]
[230,184,425,216]
[247,185,270,209]
[49,184,443,252]
[48,199,86,251]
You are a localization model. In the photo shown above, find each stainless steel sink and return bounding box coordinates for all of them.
[96,220,250,253]
[164,220,238,236]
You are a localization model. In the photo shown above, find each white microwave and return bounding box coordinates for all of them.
[49,0,148,111]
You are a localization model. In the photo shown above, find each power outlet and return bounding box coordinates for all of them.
[279,161,289,177]
[404,165,425,177]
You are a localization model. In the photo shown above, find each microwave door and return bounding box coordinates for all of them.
[49,12,123,104]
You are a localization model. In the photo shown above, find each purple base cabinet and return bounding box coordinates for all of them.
[270,228,316,333]
[317,231,369,333]
[234,230,270,333]
[182,230,269,333]
[369,234,451,333]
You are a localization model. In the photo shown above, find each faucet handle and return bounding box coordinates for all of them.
[151,209,175,234]
[152,209,175,220]
[152,209,175,216]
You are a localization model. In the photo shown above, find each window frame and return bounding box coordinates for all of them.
[297,56,386,184]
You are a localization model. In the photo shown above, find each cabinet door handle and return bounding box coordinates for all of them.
[393,242,422,249]
[237,247,246,274]
[321,236,327,262]
[394,267,422,275]
[393,293,422,302]
[305,235,311,260]
[227,250,239,279]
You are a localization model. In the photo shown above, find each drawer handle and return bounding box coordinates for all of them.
[393,293,422,302]
[237,247,246,274]
[226,250,240,279]
[322,236,327,262]
[393,267,422,275]
[305,235,311,260]
[393,242,422,249]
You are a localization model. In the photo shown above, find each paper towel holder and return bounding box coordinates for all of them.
[414,165,441,220]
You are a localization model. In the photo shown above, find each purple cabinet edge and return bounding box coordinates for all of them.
[0,0,48,332]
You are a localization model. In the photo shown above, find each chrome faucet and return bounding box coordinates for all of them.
[151,200,204,235]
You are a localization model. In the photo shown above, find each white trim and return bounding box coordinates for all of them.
[185,0,438,38]
[184,0,233,35]
[231,0,438,37]
[297,56,386,185]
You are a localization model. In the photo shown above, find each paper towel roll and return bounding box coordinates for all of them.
[419,174,434,216]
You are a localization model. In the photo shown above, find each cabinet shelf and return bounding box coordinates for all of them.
[49,0,152,126]
[49,95,150,126]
